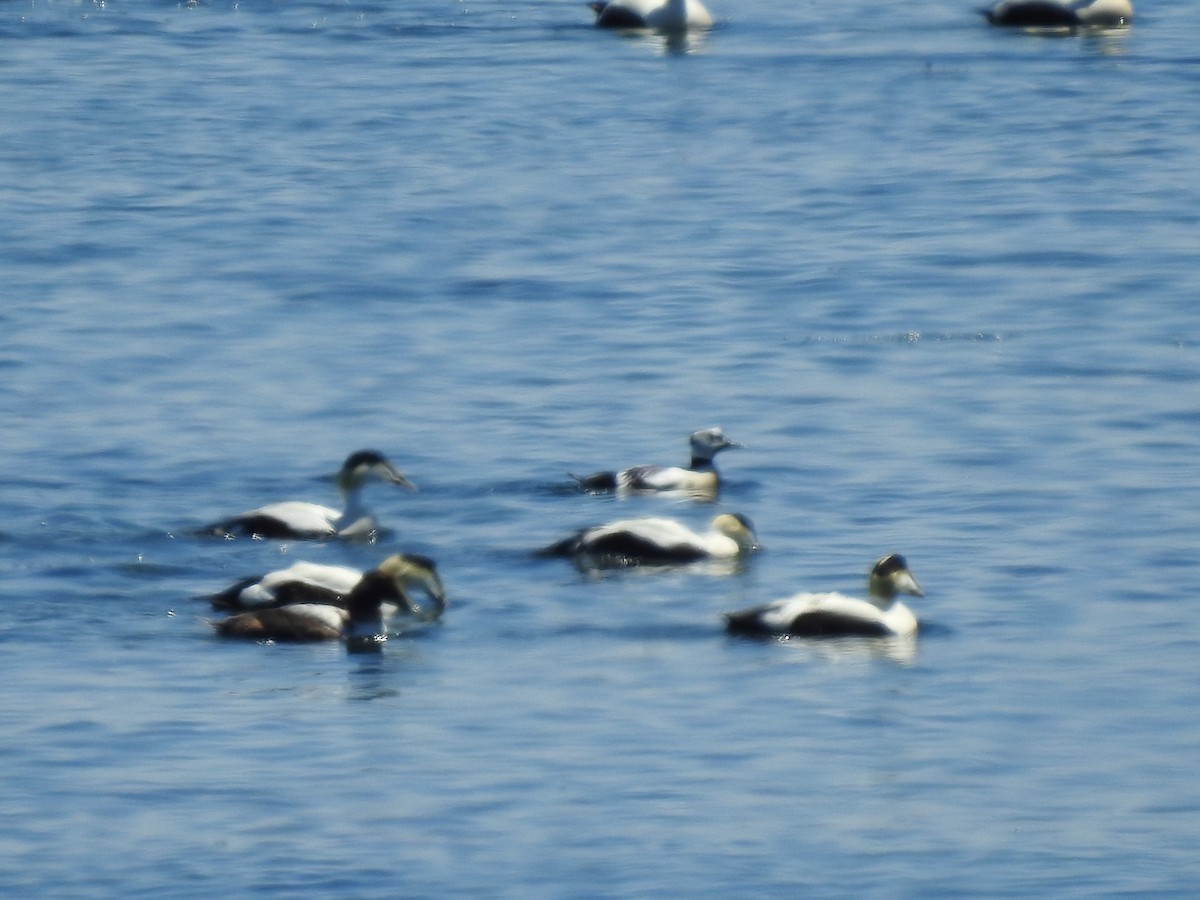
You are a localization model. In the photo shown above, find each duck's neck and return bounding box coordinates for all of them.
[665,0,688,20]
[867,579,897,610]
[345,571,391,629]
[335,484,371,530]
[689,455,716,471]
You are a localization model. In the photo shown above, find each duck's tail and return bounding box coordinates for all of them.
[722,607,776,637]
[569,470,618,491]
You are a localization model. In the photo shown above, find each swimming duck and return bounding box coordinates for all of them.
[588,0,713,31]
[541,512,758,565]
[209,558,391,611]
[212,554,446,642]
[982,0,1132,27]
[201,450,414,540]
[572,427,742,497]
[724,554,923,638]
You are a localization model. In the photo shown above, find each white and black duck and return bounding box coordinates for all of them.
[588,0,712,31]
[724,554,923,638]
[572,428,742,498]
[541,513,758,566]
[209,557,407,611]
[200,450,414,540]
[211,554,446,642]
[981,0,1131,27]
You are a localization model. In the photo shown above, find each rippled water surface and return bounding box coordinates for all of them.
[2,0,1199,895]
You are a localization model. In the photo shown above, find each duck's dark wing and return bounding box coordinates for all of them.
[579,529,706,562]
[208,575,262,610]
[199,513,312,540]
[570,470,619,491]
[538,528,590,557]
[779,610,892,638]
[724,604,781,636]
[249,580,349,609]
[725,605,890,638]
[983,1,1079,26]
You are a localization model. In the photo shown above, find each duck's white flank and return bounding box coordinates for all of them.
[544,512,758,563]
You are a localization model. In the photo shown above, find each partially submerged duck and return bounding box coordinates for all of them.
[212,554,446,642]
[724,554,923,638]
[201,450,414,540]
[541,512,758,565]
[572,428,742,498]
[589,0,713,31]
[981,0,1132,28]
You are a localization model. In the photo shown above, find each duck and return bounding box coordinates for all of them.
[724,554,924,638]
[211,554,446,642]
[981,0,1132,28]
[572,427,742,498]
[200,450,415,540]
[209,558,387,611]
[541,512,758,565]
[588,0,713,31]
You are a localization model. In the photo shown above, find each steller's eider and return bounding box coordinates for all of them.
[572,427,742,499]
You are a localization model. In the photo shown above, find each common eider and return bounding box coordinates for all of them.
[201,450,414,540]
[207,554,440,613]
[982,0,1132,28]
[572,427,742,499]
[211,554,446,642]
[588,0,713,31]
[541,513,758,566]
[724,554,924,638]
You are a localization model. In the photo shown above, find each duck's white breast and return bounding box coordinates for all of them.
[881,602,918,637]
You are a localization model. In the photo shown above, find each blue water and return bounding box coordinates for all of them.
[2,0,1199,895]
